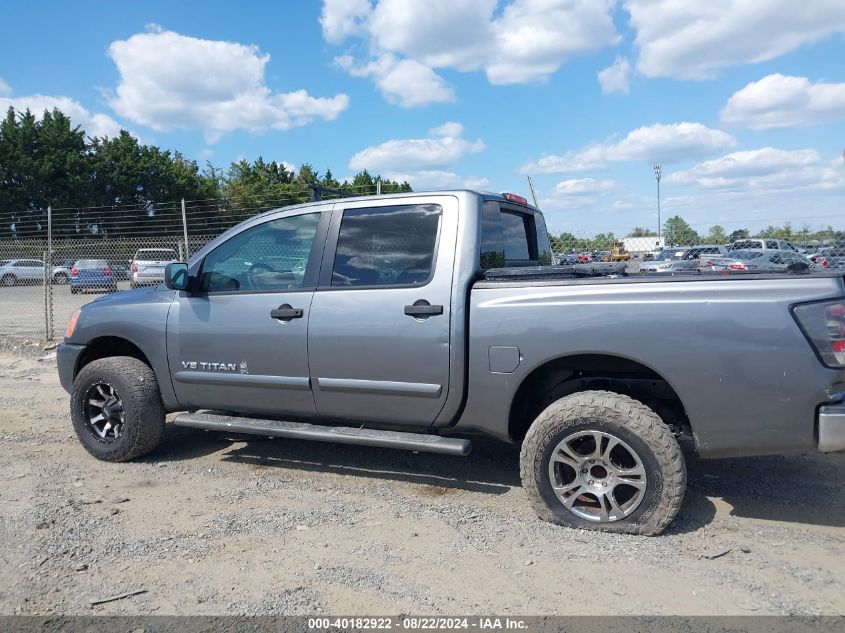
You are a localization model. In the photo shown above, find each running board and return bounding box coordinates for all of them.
[173,412,472,456]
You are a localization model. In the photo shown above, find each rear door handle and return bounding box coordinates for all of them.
[404,301,443,317]
[270,304,303,320]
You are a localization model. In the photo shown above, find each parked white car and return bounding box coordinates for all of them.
[0,259,73,286]
[130,248,179,288]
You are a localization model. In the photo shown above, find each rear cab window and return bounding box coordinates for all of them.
[480,200,552,269]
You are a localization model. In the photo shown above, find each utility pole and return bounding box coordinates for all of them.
[653,164,662,240]
[181,198,189,259]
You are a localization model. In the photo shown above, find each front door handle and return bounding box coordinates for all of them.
[270,304,303,321]
[404,300,443,317]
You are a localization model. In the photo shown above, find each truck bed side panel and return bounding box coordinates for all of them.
[460,276,845,458]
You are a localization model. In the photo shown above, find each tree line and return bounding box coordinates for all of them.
[0,107,411,237]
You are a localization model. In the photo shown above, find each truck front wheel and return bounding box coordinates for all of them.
[70,356,165,462]
[520,390,686,536]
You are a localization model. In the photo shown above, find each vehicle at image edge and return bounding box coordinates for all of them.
[700,250,815,272]
[57,190,845,536]
[727,238,799,252]
[70,259,118,294]
[0,258,75,286]
[129,248,178,288]
[816,245,845,270]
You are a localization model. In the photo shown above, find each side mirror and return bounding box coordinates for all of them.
[164,262,190,291]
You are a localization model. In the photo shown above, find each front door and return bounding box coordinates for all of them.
[167,209,328,418]
[308,197,458,426]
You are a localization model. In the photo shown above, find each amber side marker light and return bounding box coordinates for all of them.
[66,309,81,339]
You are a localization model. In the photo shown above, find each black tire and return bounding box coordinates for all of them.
[2,273,16,287]
[71,356,165,462]
[53,273,69,285]
[520,390,686,536]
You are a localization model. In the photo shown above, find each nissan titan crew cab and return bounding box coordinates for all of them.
[58,190,845,535]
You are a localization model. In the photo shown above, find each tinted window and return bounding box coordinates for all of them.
[534,213,552,266]
[480,201,538,269]
[766,240,778,249]
[331,204,441,287]
[199,213,320,293]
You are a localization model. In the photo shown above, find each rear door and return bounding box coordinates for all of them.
[167,208,329,417]
[307,196,458,426]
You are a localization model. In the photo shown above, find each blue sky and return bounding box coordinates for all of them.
[1,0,844,235]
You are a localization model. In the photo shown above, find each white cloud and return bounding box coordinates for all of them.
[335,54,454,107]
[665,147,844,192]
[0,78,10,96]
[624,0,845,80]
[323,0,618,103]
[0,90,123,138]
[349,122,485,171]
[721,74,845,130]
[597,57,631,95]
[381,170,490,191]
[553,178,616,195]
[487,0,619,85]
[320,0,372,44]
[348,122,486,190]
[541,177,615,210]
[108,27,349,142]
[522,122,736,174]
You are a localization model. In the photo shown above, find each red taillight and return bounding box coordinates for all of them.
[70,267,78,277]
[502,192,529,205]
[729,263,747,270]
[821,258,829,268]
[103,265,111,276]
[793,301,845,368]
[131,264,138,273]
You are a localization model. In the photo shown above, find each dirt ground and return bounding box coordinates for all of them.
[0,352,843,616]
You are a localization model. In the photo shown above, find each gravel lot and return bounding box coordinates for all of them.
[0,352,843,616]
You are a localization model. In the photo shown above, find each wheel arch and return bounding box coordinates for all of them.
[75,336,153,380]
[508,352,691,445]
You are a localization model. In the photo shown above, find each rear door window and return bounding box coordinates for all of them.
[331,204,441,287]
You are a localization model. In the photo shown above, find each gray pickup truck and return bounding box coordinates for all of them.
[57,190,845,535]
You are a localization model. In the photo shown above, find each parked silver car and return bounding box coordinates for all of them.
[700,249,814,272]
[129,248,178,288]
[0,258,73,286]
[640,245,728,273]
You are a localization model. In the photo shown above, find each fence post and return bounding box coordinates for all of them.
[181,198,189,259]
[45,205,53,340]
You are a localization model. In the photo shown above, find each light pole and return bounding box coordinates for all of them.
[653,163,662,240]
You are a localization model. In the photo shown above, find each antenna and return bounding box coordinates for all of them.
[526,175,539,207]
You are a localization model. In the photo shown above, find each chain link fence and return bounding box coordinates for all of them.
[1,187,843,344]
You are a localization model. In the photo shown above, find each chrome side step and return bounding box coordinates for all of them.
[173,411,472,456]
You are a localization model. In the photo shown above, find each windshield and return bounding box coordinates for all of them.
[654,250,678,261]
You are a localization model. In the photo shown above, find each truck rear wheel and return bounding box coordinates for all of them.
[520,390,686,536]
[70,356,165,462]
